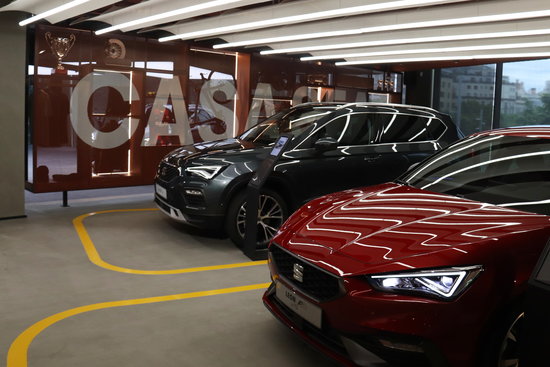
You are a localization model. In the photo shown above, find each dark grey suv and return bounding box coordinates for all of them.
[154,102,463,247]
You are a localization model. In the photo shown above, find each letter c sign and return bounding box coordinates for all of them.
[70,71,140,149]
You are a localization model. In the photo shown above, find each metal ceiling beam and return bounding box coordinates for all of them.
[1,0,121,24]
[91,0,271,34]
[3,0,550,68]
[258,18,550,57]
[336,48,550,66]
[0,0,52,12]
[316,35,550,61]
[210,0,550,50]
[47,0,121,23]
[159,0,469,41]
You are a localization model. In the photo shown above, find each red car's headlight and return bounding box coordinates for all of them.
[369,265,483,300]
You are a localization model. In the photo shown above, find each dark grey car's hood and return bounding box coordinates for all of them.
[163,138,268,166]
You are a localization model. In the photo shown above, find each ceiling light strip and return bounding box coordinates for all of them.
[366,10,550,35]
[216,9,550,51]
[268,28,550,56]
[19,0,91,26]
[301,41,550,61]
[214,29,364,49]
[159,0,455,42]
[335,52,550,66]
[96,0,246,35]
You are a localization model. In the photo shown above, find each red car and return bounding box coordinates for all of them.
[263,126,550,367]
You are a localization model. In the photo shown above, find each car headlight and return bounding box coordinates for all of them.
[185,165,225,179]
[368,265,483,300]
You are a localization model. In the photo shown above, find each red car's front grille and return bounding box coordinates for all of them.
[270,244,343,302]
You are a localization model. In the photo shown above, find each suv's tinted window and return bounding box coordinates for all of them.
[296,109,450,149]
[301,112,392,147]
[239,108,334,145]
[336,113,390,146]
[380,114,445,143]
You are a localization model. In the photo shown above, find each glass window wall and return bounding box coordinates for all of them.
[439,65,496,136]
[500,59,550,127]
[438,59,550,136]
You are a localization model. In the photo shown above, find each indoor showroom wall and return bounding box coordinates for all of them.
[0,12,26,219]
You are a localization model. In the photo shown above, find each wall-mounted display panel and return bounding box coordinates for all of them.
[27,25,402,193]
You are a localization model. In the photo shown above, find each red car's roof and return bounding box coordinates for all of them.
[471,126,550,139]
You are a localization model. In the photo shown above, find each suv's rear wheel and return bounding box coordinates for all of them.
[226,189,288,248]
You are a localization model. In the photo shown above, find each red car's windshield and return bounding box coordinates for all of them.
[403,134,550,215]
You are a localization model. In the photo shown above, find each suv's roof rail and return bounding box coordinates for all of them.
[295,102,347,107]
[339,102,441,113]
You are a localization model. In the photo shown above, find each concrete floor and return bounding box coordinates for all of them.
[0,186,390,367]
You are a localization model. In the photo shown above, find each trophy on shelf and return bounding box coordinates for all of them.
[45,32,76,74]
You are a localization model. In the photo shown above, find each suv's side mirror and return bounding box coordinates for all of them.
[314,137,339,152]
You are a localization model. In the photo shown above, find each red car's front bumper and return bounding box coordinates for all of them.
[262,257,503,367]
[263,279,457,367]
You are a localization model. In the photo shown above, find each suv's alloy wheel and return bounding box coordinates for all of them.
[226,189,287,248]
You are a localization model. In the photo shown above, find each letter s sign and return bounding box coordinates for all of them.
[70,71,140,149]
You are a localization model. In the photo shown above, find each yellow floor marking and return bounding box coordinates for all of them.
[7,283,270,367]
[73,209,267,274]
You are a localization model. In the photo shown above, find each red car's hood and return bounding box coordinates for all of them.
[277,183,549,272]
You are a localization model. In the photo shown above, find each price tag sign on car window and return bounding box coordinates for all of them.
[270,135,289,156]
[249,134,293,190]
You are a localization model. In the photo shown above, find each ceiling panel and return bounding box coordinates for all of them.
[91,0,272,34]
[335,48,550,66]
[212,0,550,48]
[249,18,550,55]
[158,0,469,41]
[2,0,122,24]
[1,0,549,70]
[303,34,550,61]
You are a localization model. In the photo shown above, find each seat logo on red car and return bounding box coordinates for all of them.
[293,263,304,283]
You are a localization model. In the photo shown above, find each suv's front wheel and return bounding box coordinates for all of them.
[225,189,288,248]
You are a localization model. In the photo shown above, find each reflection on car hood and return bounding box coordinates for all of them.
[277,183,550,273]
[164,138,259,165]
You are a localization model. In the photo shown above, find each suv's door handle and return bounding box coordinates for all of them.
[364,155,381,163]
